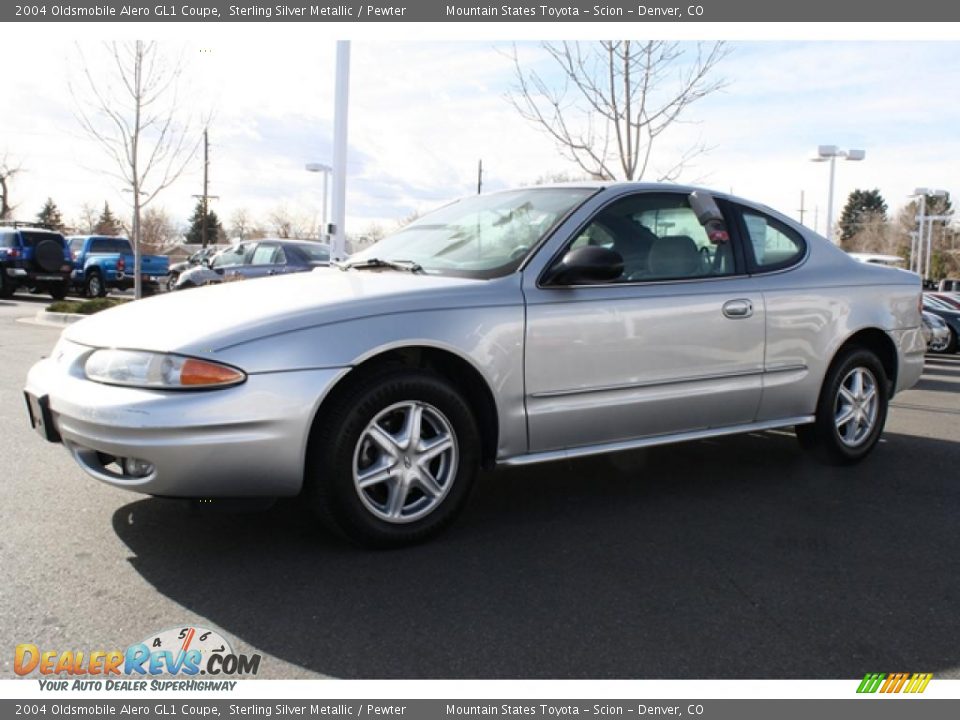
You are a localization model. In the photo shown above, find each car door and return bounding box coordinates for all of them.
[522,190,766,453]
[242,242,283,279]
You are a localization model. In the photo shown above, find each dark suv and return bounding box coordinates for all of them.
[0,223,74,300]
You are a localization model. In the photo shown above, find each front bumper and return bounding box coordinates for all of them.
[25,348,344,497]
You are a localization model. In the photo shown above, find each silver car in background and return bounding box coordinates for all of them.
[24,184,925,547]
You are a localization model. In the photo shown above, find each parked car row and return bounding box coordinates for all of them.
[0,222,171,301]
[1,221,332,301]
[923,292,960,354]
[172,239,331,290]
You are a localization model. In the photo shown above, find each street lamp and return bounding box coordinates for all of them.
[909,187,948,280]
[810,145,865,244]
[305,162,332,243]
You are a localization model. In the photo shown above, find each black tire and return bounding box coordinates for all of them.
[84,271,106,298]
[48,282,69,301]
[0,268,13,299]
[937,328,958,354]
[35,239,64,273]
[166,273,179,292]
[796,347,889,465]
[305,367,480,548]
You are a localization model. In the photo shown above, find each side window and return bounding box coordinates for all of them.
[274,247,287,265]
[740,210,805,270]
[0,232,16,248]
[563,193,736,283]
[251,244,278,265]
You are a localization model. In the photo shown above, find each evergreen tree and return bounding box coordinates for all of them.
[36,197,65,231]
[185,199,223,247]
[94,202,122,235]
[839,189,888,243]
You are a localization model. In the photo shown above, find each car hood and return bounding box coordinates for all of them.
[64,268,513,354]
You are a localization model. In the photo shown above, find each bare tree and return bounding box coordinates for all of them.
[507,41,728,182]
[71,41,203,297]
[74,202,100,233]
[0,153,23,220]
[140,206,177,252]
[228,209,254,241]
[268,205,316,240]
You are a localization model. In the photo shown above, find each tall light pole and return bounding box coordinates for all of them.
[810,145,865,244]
[910,187,948,281]
[305,162,332,243]
[330,41,351,261]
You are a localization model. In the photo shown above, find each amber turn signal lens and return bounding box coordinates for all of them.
[180,358,245,387]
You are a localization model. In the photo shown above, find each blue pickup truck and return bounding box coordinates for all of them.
[68,236,170,297]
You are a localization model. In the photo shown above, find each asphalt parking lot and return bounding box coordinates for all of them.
[2,295,959,679]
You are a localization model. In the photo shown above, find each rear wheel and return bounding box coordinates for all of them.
[796,347,889,465]
[84,271,106,298]
[0,269,13,299]
[305,368,480,548]
[48,281,69,300]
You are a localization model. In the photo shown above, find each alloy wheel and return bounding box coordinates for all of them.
[834,367,879,447]
[352,400,458,524]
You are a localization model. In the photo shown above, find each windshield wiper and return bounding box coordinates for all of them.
[334,257,423,273]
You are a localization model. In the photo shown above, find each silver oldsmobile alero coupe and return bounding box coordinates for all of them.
[25,184,925,546]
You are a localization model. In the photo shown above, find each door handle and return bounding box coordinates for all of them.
[722,299,753,319]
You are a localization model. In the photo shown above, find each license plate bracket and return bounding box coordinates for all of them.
[24,392,62,443]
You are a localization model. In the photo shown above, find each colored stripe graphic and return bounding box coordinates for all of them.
[857,672,932,694]
[857,673,885,693]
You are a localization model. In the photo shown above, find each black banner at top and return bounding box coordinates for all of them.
[3,0,953,23]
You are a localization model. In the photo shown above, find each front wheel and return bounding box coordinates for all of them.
[930,328,957,354]
[796,347,889,465]
[166,273,179,292]
[305,368,480,548]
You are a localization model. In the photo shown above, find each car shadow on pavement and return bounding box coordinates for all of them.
[112,429,960,679]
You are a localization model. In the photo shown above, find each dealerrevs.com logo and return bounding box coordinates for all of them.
[15,626,261,691]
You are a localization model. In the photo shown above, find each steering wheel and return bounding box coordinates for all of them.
[510,245,530,261]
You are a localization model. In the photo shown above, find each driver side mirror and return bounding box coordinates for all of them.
[543,245,624,286]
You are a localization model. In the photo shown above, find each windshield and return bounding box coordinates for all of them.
[349,188,595,278]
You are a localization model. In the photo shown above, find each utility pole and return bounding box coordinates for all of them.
[477,159,483,195]
[330,41,351,262]
[797,190,806,226]
[192,129,219,248]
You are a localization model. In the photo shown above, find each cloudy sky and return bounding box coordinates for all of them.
[2,37,959,239]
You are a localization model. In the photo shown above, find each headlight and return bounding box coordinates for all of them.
[84,350,245,389]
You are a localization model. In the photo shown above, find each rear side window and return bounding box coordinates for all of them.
[740,210,805,271]
[251,243,279,265]
[0,232,17,248]
[90,238,131,254]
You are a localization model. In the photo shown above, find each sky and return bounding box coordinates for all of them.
[2,38,959,239]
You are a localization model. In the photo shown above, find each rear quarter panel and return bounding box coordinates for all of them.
[750,235,922,421]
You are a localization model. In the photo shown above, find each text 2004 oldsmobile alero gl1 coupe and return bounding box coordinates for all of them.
[25,184,925,547]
